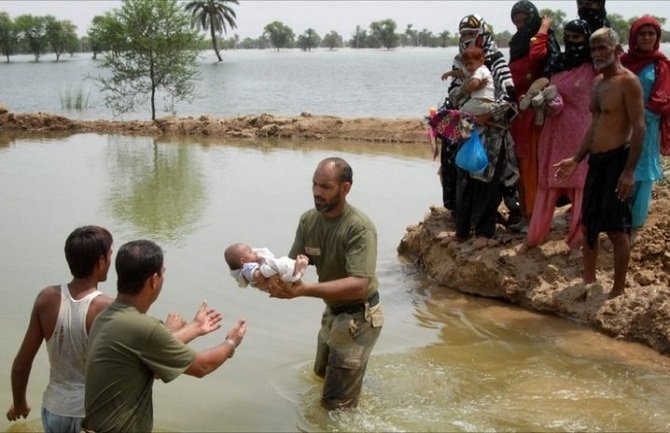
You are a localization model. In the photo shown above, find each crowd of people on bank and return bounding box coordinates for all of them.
[431,0,669,299]
[4,0,669,432]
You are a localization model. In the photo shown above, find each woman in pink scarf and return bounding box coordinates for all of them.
[521,19,595,254]
[620,15,670,241]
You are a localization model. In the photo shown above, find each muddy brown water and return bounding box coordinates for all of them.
[1,134,669,432]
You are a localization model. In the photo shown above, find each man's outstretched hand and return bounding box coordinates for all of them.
[192,301,223,336]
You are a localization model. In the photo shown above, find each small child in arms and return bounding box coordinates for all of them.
[224,242,309,290]
[441,45,496,117]
[435,45,496,141]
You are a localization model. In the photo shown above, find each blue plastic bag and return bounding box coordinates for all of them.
[455,131,488,173]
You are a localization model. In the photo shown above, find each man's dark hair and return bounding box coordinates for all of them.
[116,240,163,294]
[321,157,353,184]
[64,226,113,278]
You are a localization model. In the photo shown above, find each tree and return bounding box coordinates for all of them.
[238,36,258,49]
[263,21,294,51]
[350,25,366,48]
[417,28,433,47]
[0,12,18,62]
[494,30,513,47]
[370,19,398,50]
[87,13,120,60]
[92,0,202,120]
[297,28,320,51]
[322,31,343,50]
[14,14,48,61]
[45,16,78,61]
[403,24,418,47]
[607,13,631,43]
[184,0,238,62]
[437,30,451,48]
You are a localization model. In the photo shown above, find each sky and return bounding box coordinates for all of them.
[0,0,668,39]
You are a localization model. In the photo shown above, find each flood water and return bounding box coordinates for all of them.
[0,48,453,120]
[3,45,670,122]
[1,133,669,432]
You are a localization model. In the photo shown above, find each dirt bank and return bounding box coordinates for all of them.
[398,188,670,356]
[0,110,427,143]
[3,109,669,356]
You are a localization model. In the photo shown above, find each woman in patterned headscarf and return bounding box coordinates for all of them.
[521,19,596,254]
[620,15,670,241]
[508,0,561,220]
[450,13,516,104]
[439,14,520,248]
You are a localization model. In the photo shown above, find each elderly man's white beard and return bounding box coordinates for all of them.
[593,51,616,70]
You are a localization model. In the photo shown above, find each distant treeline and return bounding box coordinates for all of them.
[1,9,668,61]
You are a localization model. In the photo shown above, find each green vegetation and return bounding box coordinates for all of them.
[91,0,202,120]
[185,0,238,62]
[45,15,78,61]
[322,31,344,50]
[297,28,320,51]
[86,13,118,60]
[263,21,295,51]
[59,84,91,110]
[13,14,48,61]
[370,19,399,50]
[0,6,668,58]
[0,12,17,62]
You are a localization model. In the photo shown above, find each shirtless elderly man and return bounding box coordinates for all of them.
[555,27,645,298]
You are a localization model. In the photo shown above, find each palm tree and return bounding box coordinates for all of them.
[184,0,238,61]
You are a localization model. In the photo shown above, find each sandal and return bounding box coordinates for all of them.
[519,77,550,111]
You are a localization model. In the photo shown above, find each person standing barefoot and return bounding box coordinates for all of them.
[621,16,670,244]
[554,28,645,298]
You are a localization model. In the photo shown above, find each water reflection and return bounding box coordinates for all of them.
[0,132,73,149]
[105,135,206,244]
[173,134,433,160]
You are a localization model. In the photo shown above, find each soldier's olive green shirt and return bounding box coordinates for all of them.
[289,204,378,308]
[83,301,196,433]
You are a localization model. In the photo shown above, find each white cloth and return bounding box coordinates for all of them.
[42,285,102,417]
[468,65,495,102]
[230,248,303,288]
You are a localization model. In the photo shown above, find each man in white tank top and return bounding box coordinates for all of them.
[6,226,114,433]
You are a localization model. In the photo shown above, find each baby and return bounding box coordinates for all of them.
[435,46,496,141]
[441,45,496,117]
[224,242,309,290]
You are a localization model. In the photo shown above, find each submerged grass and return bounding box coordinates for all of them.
[59,84,91,110]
